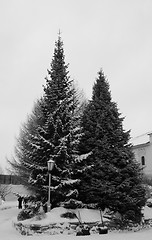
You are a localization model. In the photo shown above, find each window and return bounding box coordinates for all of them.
[141,156,145,166]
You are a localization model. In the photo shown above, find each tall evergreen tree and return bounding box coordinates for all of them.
[78,70,146,222]
[9,36,83,207]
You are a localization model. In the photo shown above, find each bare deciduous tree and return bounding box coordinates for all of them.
[0,185,12,201]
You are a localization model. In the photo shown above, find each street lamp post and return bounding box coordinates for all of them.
[47,159,55,212]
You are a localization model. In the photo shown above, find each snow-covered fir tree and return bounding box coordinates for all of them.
[9,36,85,207]
[77,70,146,222]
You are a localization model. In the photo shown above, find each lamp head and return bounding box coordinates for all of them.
[47,159,55,172]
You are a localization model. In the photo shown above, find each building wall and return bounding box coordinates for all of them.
[132,135,152,177]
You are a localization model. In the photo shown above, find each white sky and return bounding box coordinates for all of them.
[0,0,152,171]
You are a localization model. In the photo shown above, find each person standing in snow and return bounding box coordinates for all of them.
[18,196,23,209]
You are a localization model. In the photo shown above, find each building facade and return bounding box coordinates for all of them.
[131,132,152,177]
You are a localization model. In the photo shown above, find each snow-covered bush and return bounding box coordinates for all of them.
[146,198,152,207]
[76,224,90,236]
[17,201,41,221]
[61,199,84,209]
[108,210,142,230]
[60,211,77,219]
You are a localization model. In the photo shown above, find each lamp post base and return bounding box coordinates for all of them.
[47,203,51,212]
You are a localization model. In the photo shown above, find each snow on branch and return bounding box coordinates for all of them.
[66,189,78,198]
[74,151,92,162]
[77,164,94,174]
[22,161,47,171]
[52,179,81,191]
[61,179,80,186]
[30,142,41,149]
[39,134,55,148]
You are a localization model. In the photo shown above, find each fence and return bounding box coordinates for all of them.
[0,174,22,185]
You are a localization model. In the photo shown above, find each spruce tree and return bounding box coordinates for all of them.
[9,36,83,207]
[78,70,146,222]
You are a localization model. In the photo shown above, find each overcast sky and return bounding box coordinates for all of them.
[0,0,152,171]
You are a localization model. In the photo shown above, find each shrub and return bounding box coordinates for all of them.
[60,211,77,219]
[108,209,142,230]
[61,199,84,209]
[76,224,90,236]
[17,201,41,221]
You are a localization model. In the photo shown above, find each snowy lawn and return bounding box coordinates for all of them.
[1,201,152,240]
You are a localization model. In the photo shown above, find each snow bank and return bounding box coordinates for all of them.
[144,206,152,220]
[2,201,152,240]
[0,200,17,210]
[16,207,105,226]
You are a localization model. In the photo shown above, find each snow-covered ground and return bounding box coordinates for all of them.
[1,201,152,240]
[4,184,32,201]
